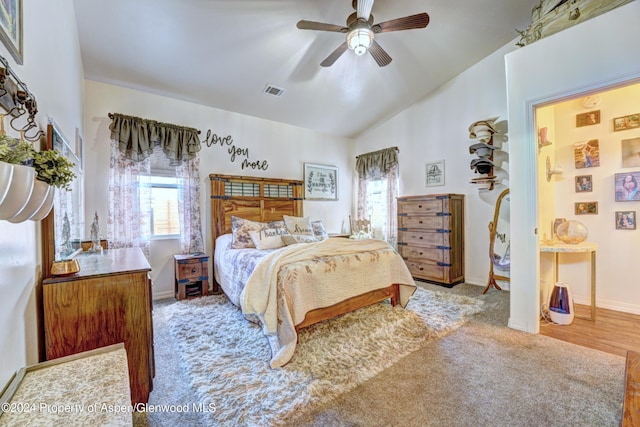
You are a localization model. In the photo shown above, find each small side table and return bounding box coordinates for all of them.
[173,253,209,300]
[540,241,597,321]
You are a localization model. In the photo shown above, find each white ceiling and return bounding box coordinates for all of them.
[73,0,538,139]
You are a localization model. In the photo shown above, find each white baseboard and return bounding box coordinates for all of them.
[153,290,175,301]
[573,295,640,316]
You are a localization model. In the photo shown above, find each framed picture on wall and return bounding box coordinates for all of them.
[304,163,338,200]
[621,137,640,168]
[425,160,445,187]
[575,175,592,192]
[573,139,600,169]
[575,201,598,215]
[615,211,636,230]
[75,127,83,173]
[613,113,640,132]
[615,172,640,202]
[0,0,22,64]
[576,110,600,127]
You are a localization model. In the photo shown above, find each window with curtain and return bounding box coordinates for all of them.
[107,113,204,257]
[355,147,399,248]
[147,149,180,238]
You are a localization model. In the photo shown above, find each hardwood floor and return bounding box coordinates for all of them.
[540,303,640,357]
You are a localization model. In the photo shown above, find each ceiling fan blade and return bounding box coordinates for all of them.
[297,20,347,33]
[373,12,430,33]
[368,41,392,67]
[356,0,375,20]
[320,42,349,67]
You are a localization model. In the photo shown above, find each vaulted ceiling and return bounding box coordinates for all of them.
[73,0,538,138]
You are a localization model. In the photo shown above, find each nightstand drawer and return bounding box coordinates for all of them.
[176,260,204,282]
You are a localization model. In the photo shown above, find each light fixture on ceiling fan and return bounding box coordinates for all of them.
[296,0,430,67]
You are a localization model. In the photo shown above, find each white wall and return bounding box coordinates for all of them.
[354,42,515,288]
[506,1,640,332]
[82,81,354,299]
[0,0,84,388]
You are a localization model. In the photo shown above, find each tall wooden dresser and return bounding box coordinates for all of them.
[397,194,465,287]
[42,247,155,405]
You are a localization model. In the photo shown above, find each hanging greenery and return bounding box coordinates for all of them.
[0,135,33,165]
[32,149,76,190]
[0,134,76,190]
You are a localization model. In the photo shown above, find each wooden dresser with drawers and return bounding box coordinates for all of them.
[397,194,464,287]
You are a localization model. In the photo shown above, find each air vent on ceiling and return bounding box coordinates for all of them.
[263,84,285,97]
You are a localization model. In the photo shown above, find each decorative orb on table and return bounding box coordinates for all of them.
[556,220,588,244]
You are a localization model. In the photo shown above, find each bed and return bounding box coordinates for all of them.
[209,173,417,367]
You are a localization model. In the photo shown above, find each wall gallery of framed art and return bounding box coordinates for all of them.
[537,82,640,237]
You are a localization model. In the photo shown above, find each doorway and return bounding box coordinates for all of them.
[534,82,640,354]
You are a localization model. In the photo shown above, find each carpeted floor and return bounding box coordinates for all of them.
[134,283,626,426]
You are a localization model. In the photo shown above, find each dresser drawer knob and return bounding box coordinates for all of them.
[191,268,197,273]
[419,236,423,239]
[418,220,423,224]
[418,204,422,208]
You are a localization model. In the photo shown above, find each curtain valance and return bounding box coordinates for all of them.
[108,113,201,164]
[355,147,398,179]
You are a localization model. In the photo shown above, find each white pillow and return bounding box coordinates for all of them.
[231,216,286,249]
[282,234,318,246]
[249,227,290,250]
[283,215,316,237]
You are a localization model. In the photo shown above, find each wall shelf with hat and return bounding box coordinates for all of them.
[469,117,500,191]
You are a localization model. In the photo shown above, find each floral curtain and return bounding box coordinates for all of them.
[107,140,152,257]
[108,113,204,257]
[356,147,399,248]
[176,156,204,254]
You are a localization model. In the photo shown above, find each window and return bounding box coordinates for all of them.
[148,175,180,238]
[366,178,388,231]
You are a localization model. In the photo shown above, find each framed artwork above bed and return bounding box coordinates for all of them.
[304,163,338,201]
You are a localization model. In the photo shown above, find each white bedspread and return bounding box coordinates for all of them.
[239,237,416,368]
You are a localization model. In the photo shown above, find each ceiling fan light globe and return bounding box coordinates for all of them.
[353,46,367,56]
[347,28,373,55]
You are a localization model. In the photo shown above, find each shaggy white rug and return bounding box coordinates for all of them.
[164,286,484,426]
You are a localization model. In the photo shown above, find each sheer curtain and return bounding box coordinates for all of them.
[176,156,204,254]
[108,113,203,257]
[107,141,152,256]
[355,147,399,248]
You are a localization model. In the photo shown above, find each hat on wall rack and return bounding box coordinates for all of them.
[469,142,496,157]
[470,158,494,174]
[468,117,499,142]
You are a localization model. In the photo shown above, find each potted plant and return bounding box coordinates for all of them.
[0,135,76,221]
[0,135,38,220]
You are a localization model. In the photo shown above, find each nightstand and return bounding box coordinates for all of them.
[173,253,209,300]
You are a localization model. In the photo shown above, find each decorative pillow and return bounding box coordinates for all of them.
[283,215,315,237]
[231,216,265,249]
[282,234,318,246]
[249,227,290,250]
[311,220,329,241]
[231,216,286,249]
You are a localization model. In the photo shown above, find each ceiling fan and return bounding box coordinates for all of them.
[296,0,429,67]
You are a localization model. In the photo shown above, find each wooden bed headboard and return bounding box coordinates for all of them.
[209,174,304,250]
